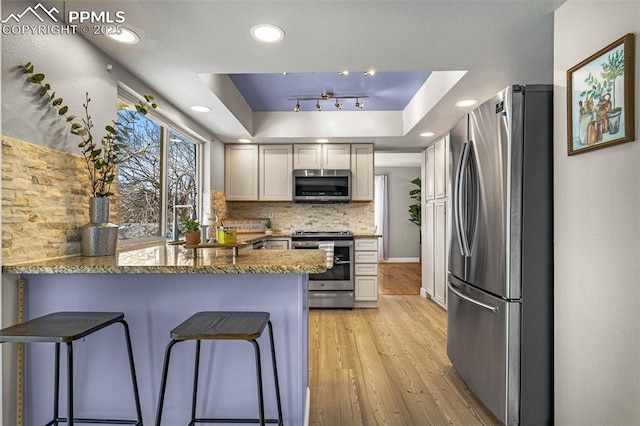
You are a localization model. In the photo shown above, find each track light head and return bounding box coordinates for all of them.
[364,70,375,77]
[316,100,322,111]
[294,100,300,112]
[355,98,364,108]
[335,99,343,110]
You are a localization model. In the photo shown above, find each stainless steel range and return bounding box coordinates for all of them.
[291,231,354,309]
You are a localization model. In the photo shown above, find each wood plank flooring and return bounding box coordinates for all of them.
[309,295,501,425]
[378,263,422,295]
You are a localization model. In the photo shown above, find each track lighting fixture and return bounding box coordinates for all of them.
[288,92,368,112]
[364,70,375,77]
[339,70,349,76]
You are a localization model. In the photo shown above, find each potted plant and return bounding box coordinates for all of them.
[264,218,274,235]
[408,177,422,263]
[181,217,201,246]
[20,62,157,256]
[408,177,421,229]
[600,48,625,134]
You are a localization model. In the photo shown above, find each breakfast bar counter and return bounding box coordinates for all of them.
[2,244,326,425]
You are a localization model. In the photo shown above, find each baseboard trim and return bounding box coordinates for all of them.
[304,386,310,426]
[380,257,420,263]
[420,287,429,298]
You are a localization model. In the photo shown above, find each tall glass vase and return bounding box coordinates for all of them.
[80,197,119,256]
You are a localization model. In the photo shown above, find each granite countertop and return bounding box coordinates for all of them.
[2,243,327,275]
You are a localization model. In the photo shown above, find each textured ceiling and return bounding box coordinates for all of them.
[66,0,564,151]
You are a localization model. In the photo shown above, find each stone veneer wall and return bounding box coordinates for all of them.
[2,137,118,263]
[225,201,376,233]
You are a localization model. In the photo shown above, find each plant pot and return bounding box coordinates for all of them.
[80,197,118,256]
[184,230,201,246]
[264,230,274,235]
[607,108,622,134]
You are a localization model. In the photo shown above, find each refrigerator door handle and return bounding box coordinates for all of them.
[456,141,473,257]
[453,141,467,256]
[448,281,500,314]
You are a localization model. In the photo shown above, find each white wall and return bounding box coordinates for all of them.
[374,166,421,260]
[554,2,640,424]
[1,3,223,186]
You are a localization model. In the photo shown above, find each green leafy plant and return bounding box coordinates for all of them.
[20,61,157,197]
[181,217,200,232]
[601,48,625,110]
[265,218,272,229]
[408,177,421,227]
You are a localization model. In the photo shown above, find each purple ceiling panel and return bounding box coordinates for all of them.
[229,71,431,112]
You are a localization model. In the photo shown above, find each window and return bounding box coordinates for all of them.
[116,95,201,242]
[167,129,199,241]
[117,107,162,240]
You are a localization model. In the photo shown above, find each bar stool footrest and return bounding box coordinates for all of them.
[191,418,282,424]
[46,417,142,425]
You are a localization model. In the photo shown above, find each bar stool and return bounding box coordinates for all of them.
[0,311,143,426]
[155,311,283,425]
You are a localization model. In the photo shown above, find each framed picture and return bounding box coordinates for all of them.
[567,33,635,156]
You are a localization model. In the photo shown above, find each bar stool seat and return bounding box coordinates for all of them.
[0,311,142,426]
[155,311,283,426]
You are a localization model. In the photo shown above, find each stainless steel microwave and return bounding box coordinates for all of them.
[292,169,351,203]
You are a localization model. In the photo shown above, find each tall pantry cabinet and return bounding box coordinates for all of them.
[421,135,449,309]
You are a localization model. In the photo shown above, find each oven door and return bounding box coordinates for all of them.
[292,240,354,290]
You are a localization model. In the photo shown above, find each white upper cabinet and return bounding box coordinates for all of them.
[225,144,258,201]
[293,143,351,170]
[293,144,323,169]
[425,145,435,201]
[322,144,351,169]
[350,144,374,201]
[434,135,448,199]
[259,145,293,201]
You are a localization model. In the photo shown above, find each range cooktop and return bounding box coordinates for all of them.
[291,230,353,239]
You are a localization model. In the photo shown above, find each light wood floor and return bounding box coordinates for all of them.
[378,262,422,295]
[309,264,501,425]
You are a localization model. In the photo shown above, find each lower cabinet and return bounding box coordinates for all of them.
[354,238,379,307]
[433,201,447,307]
[421,200,448,309]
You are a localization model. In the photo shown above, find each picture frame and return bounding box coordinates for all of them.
[567,33,635,156]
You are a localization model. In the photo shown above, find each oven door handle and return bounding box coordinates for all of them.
[333,260,351,265]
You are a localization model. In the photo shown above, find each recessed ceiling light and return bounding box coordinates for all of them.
[238,138,251,143]
[420,132,435,137]
[316,138,329,143]
[455,99,478,107]
[250,24,285,43]
[189,105,211,112]
[105,27,139,44]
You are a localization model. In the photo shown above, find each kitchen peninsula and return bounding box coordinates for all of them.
[2,244,326,425]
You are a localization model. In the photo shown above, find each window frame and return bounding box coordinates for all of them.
[117,87,204,246]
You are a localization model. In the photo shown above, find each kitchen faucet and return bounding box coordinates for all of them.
[171,173,197,242]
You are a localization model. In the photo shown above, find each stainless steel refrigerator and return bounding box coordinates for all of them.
[447,85,553,425]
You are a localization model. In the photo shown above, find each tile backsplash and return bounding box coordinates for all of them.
[2,136,117,263]
[225,201,375,233]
